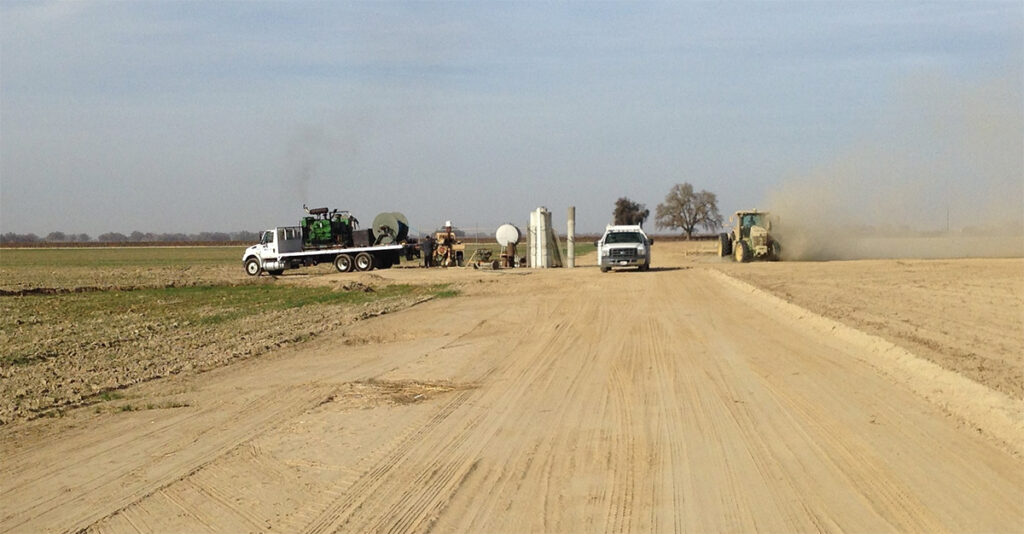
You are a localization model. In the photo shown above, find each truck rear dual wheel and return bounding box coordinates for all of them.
[355,252,374,271]
[334,254,354,273]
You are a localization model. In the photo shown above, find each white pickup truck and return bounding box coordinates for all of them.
[242,226,407,276]
[595,225,653,272]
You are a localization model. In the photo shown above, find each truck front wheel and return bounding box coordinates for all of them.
[244,258,261,276]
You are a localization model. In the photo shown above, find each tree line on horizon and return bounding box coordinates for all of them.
[1,230,262,244]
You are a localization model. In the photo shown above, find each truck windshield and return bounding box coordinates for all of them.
[260,232,272,245]
[606,232,643,244]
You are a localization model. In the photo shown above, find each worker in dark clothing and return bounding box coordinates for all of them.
[421,235,435,267]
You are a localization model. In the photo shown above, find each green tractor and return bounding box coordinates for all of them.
[718,210,781,262]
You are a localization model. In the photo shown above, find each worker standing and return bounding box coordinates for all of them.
[421,235,435,268]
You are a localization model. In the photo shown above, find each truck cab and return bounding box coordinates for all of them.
[596,225,653,272]
[243,227,302,275]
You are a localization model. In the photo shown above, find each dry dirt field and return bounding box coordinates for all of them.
[0,247,453,424]
[713,255,1024,401]
[2,242,1022,533]
[0,247,250,293]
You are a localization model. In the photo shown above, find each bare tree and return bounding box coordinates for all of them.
[613,197,650,226]
[655,183,723,239]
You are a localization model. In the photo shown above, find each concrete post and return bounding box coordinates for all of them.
[528,209,538,268]
[567,206,575,268]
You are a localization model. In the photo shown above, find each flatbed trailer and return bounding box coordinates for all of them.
[242,226,408,275]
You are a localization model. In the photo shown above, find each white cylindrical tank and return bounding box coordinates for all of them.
[496,224,521,247]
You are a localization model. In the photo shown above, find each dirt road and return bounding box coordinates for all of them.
[3,244,1022,533]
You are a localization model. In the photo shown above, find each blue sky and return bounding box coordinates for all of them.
[2,1,1021,236]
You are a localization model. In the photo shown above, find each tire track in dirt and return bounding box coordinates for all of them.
[71,384,335,533]
[689,269,1022,531]
[298,387,482,533]
[302,293,596,533]
[86,306,518,534]
[302,288,602,533]
[2,384,320,532]
[426,276,653,532]
[669,277,845,531]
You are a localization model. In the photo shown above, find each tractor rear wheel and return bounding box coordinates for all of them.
[334,254,354,273]
[735,241,751,263]
[718,233,732,257]
[354,252,374,271]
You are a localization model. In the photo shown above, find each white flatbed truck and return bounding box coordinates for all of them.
[242,226,407,276]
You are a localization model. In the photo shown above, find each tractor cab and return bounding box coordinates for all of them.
[734,211,771,239]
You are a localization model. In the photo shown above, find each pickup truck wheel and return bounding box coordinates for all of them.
[244,258,261,276]
[355,252,374,271]
[639,263,650,272]
[600,266,610,273]
[334,254,354,273]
